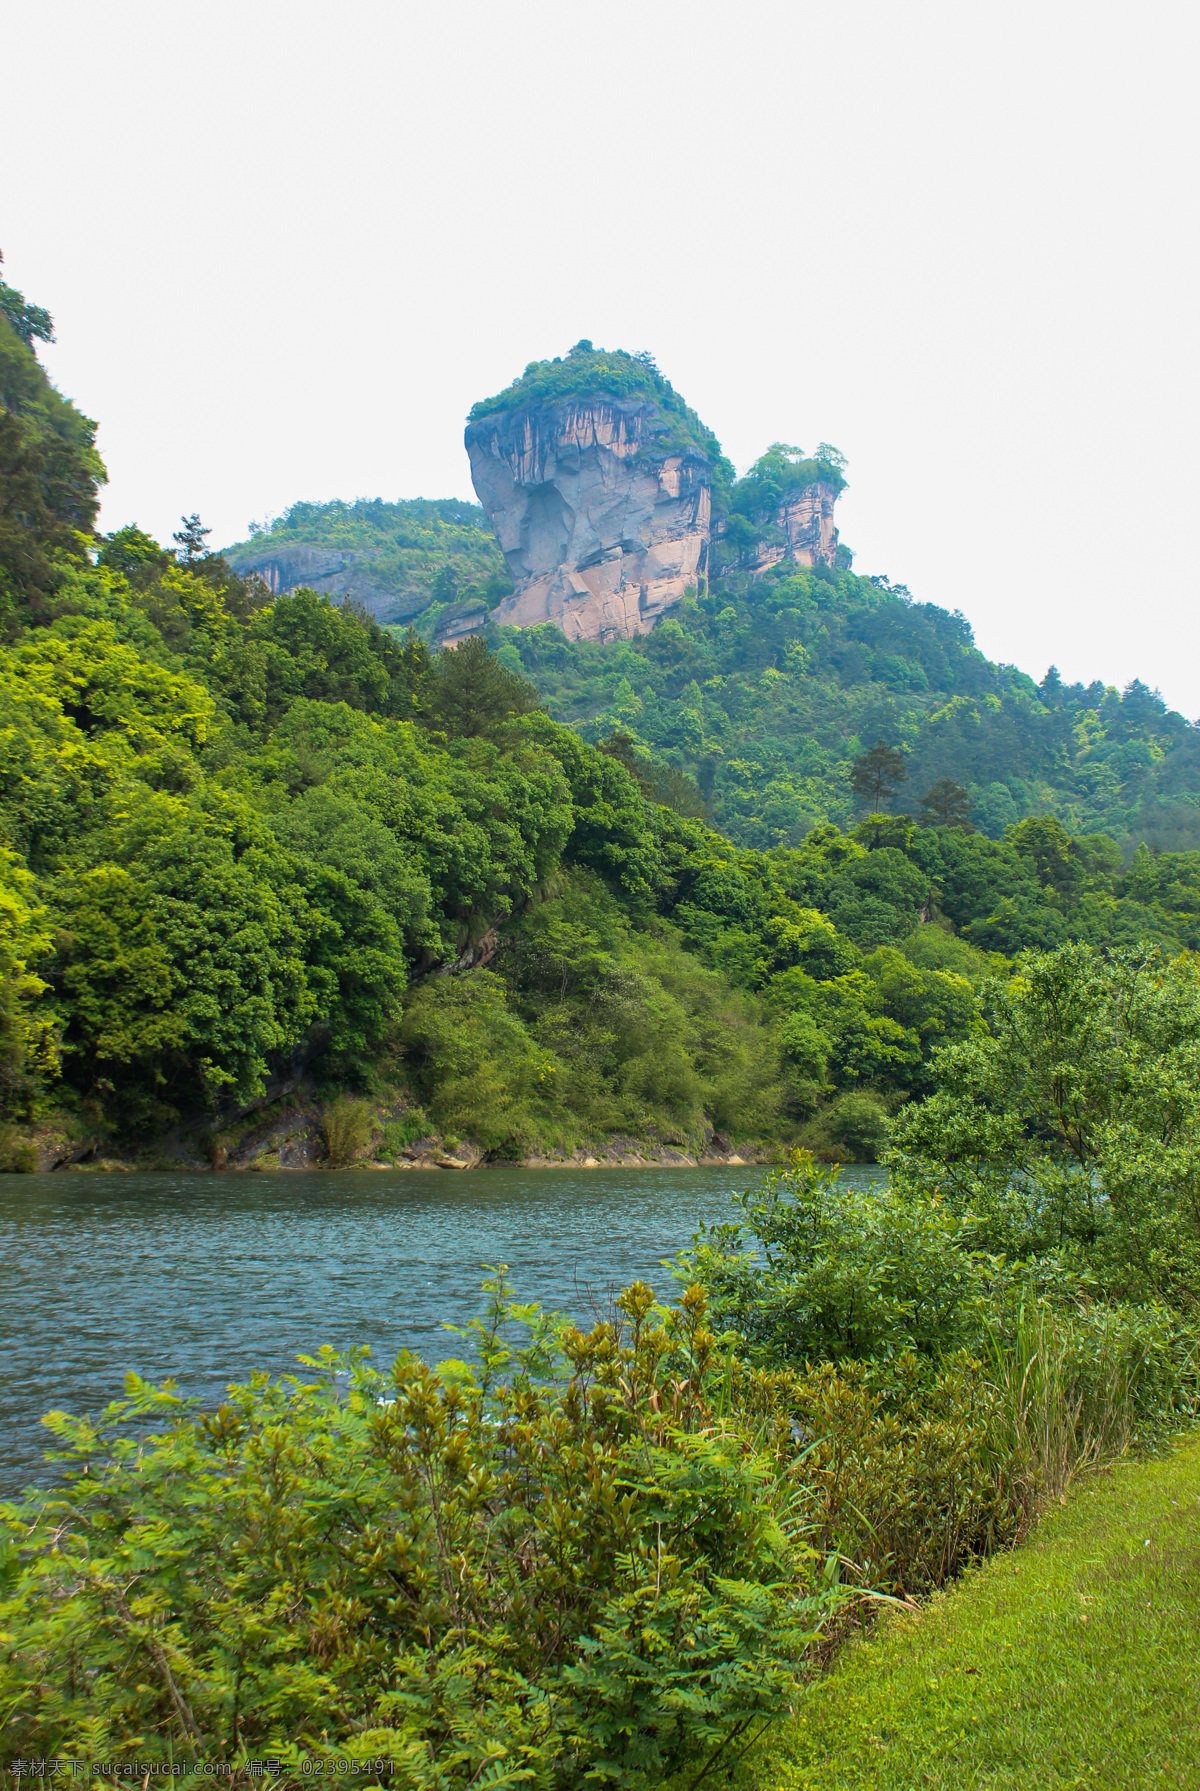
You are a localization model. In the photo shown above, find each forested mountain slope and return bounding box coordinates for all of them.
[223,345,1200,857]
[5,283,1200,1168]
[497,566,1200,855]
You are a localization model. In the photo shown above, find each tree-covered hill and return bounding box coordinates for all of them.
[6,281,1200,1168]
[492,562,1200,856]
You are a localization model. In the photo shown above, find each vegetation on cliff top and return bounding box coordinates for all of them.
[467,339,735,495]
[730,440,849,507]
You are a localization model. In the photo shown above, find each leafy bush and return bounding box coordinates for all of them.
[0,1124,37,1171]
[0,1282,845,1786]
[684,1153,1002,1364]
[740,1354,1025,1593]
[824,1092,890,1161]
[378,1111,429,1157]
[889,941,1200,1306]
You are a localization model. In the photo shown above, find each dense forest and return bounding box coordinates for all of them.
[5,292,1200,1168]
[501,569,1200,854]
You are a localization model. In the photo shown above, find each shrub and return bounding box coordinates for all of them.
[378,1110,429,1158]
[0,1281,846,1786]
[321,1095,374,1166]
[0,1124,37,1171]
[739,1354,1022,1594]
[825,1091,890,1161]
[683,1152,1001,1364]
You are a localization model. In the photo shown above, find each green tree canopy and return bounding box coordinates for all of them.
[851,739,908,812]
[889,941,1200,1306]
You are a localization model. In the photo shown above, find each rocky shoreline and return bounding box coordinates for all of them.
[17,1099,779,1176]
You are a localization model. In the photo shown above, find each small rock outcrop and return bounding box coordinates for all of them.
[713,444,846,577]
[465,398,712,643]
[744,480,840,572]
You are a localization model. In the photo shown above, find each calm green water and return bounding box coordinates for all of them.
[0,1163,883,1494]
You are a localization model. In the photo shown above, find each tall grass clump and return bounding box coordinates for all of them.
[981,1297,1200,1506]
[321,1095,375,1165]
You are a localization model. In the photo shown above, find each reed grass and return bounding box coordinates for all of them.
[320,1096,374,1166]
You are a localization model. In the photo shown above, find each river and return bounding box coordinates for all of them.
[1,1162,884,1494]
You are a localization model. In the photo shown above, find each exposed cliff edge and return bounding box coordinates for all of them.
[462,354,847,643]
[740,479,841,572]
[230,542,413,618]
[465,397,713,643]
[223,498,507,626]
[219,356,847,646]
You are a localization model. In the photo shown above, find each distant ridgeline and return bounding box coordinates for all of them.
[225,496,511,632]
[224,341,1200,855]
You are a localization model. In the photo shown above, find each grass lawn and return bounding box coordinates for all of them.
[770,1432,1200,1789]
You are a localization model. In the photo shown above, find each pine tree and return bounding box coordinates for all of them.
[851,739,907,811]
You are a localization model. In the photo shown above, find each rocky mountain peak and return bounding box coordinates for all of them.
[464,394,714,644]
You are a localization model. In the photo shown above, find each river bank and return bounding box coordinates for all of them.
[16,1084,787,1175]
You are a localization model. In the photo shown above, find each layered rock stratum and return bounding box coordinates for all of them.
[464,398,713,644]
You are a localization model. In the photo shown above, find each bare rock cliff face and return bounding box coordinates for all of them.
[465,400,711,643]
[755,480,840,570]
[715,481,841,575]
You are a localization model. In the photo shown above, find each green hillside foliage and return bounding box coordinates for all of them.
[0,309,106,629]
[6,305,1200,1164]
[0,252,55,352]
[7,495,1200,1157]
[0,512,997,1154]
[468,340,734,497]
[496,559,1200,855]
[223,496,511,630]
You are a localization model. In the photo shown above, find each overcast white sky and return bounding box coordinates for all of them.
[5,0,1198,709]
